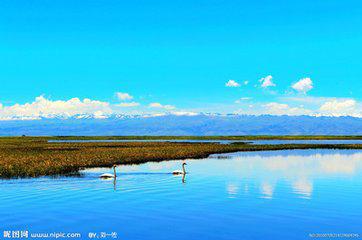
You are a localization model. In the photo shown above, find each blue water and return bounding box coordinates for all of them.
[48,139,362,145]
[251,139,362,145]
[1,149,362,239]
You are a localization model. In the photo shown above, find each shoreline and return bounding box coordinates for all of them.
[0,137,362,179]
[1,135,362,141]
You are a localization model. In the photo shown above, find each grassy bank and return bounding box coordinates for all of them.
[0,137,361,178]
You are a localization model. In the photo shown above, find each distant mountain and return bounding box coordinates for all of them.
[0,114,361,136]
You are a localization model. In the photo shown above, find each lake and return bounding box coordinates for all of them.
[1,149,361,239]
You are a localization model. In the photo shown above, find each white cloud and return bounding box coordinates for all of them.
[264,102,289,111]
[235,97,252,103]
[93,111,108,119]
[281,96,329,104]
[170,111,198,116]
[0,95,112,120]
[244,81,249,85]
[116,92,133,101]
[292,77,313,93]
[240,97,251,100]
[235,97,362,117]
[259,75,275,88]
[235,102,312,116]
[142,113,167,118]
[149,102,175,110]
[225,80,240,87]
[1,90,361,121]
[263,102,312,116]
[116,102,140,107]
[319,99,361,117]
[320,99,355,112]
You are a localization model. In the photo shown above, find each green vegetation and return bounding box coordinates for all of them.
[0,137,361,178]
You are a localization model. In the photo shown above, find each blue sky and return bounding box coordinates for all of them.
[0,0,361,119]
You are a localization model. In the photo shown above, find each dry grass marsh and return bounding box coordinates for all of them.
[0,137,361,178]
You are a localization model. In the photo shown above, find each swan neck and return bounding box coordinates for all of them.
[113,167,117,178]
[182,164,186,174]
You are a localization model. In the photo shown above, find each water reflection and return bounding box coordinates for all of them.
[226,183,239,198]
[182,174,186,184]
[87,150,362,199]
[260,182,274,199]
[1,149,362,239]
[113,178,117,191]
[210,150,362,199]
[292,179,313,199]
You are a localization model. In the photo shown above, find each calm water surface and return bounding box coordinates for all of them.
[1,149,362,239]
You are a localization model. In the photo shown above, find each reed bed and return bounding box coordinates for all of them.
[0,137,361,178]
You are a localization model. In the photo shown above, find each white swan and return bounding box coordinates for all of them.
[172,163,187,175]
[100,165,117,179]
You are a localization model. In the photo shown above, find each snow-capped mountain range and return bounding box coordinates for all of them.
[0,114,361,136]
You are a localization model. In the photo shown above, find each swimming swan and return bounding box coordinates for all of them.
[172,163,187,175]
[100,165,117,179]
